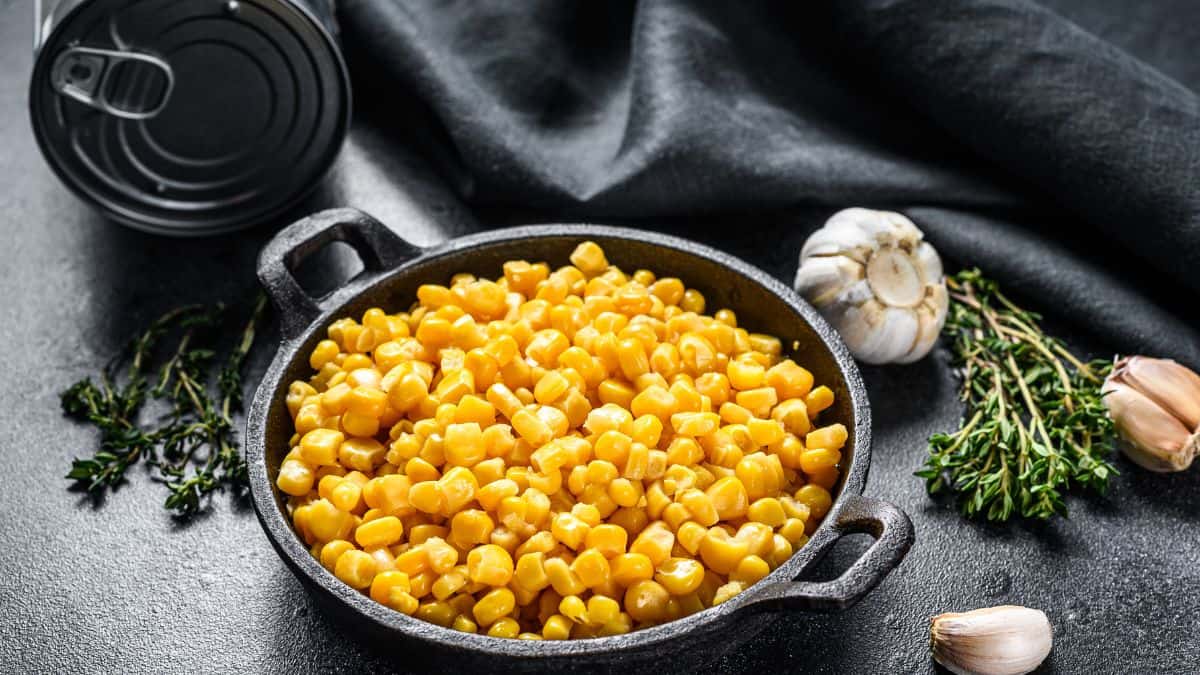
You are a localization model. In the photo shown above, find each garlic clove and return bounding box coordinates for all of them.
[846,304,920,365]
[1111,356,1200,431]
[794,208,948,365]
[1103,380,1198,472]
[793,255,865,307]
[930,605,1053,675]
[897,304,944,365]
[915,241,944,283]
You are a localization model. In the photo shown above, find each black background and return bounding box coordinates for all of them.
[2,1,1198,672]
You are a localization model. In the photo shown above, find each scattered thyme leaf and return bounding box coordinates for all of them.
[917,269,1116,521]
[62,294,268,516]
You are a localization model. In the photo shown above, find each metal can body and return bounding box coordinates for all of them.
[31,0,351,236]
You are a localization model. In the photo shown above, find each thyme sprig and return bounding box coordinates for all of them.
[64,295,267,515]
[916,269,1116,521]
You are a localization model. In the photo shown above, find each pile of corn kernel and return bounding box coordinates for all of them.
[278,241,846,640]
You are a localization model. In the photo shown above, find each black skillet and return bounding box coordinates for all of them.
[246,208,914,670]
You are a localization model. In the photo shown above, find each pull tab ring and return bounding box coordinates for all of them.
[50,46,174,120]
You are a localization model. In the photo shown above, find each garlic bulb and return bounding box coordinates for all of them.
[794,208,948,364]
[1103,356,1200,472]
[930,605,1053,675]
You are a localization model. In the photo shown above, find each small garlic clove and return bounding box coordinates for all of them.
[794,208,948,365]
[1111,356,1200,430]
[793,255,864,307]
[897,304,944,364]
[842,303,919,365]
[930,605,1053,675]
[1103,380,1198,472]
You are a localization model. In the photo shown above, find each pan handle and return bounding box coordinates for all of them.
[257,208,424,342]
[734,494,913,613]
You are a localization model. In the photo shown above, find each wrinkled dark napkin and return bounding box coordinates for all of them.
[337,0,1200,365]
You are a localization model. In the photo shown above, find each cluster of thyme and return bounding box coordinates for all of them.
[916,269,1116,521]
[63,296,267,515]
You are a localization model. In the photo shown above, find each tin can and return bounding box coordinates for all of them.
[30,0,351,236]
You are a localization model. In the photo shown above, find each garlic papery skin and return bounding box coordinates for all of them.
[794,208,947,364]
[930,605,1052,675]
[1103,356,1200,472]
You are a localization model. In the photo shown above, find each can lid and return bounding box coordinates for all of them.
[30,0,350,236]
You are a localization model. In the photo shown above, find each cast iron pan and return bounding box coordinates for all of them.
[247,208,914,670]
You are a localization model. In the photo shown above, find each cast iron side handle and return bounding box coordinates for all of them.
[257,208,423,342]
[736,495,913,613]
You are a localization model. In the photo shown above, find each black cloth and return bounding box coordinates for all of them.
[337,0,1200,365]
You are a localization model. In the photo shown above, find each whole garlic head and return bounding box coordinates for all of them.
[794,208,948,364]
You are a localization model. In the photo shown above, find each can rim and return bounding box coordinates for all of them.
[28,0,353,237]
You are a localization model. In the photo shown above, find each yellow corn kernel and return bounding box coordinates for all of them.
[277,459,314,497]
[451,614,478,634]
[747,418,785,447]
[450,509,495,548]
[579,523,626,559]
[430,568,468,600]
[544,557,587,596]
[747,497,787,528]
[356,515,404,548]
[655,557,705,596]
[805,385,835,417]
[556,594,587,625]
[550,513,591,551]
[409,481,445,515]
[645,450,668,481]
[319,539,355,571]
[677,489,718,527]
[765,533,794,569]
[676,522,707,556]
[779,517,809,547]
[799,448,842,474]
[731,555,771,585]
[806,423,848,451]
[806,466,840,490]
[670,412,720,437]
[727,358,765,391]
[712,580,746,606]
[571,549,611,589]
[487,617,521,639]
[415,601,457,628]
[629,523,675,566]
[574,595,617,628]
[441,422,484,467]
[764,359,812,399]
[308,499,355,542]
[334,549,377,589]
[466,544,514,586]
[794,484,833,519]
[515,551,551,591]
[624,579,671,623]
[476,478,519,512]
[473,587,517,627]
[299,428,344,466]
[772,398,811,437]
[369,569,411,605]
[609,552,654,586]
[735,387,778,418]
[542,614,573,640]
[533,370,571,405]
[338,437,385,473]
[699,528,750,575]
[705,476,748,520]
[630,385,676,422]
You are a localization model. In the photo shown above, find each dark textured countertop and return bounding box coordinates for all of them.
[2,1,1198,672]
